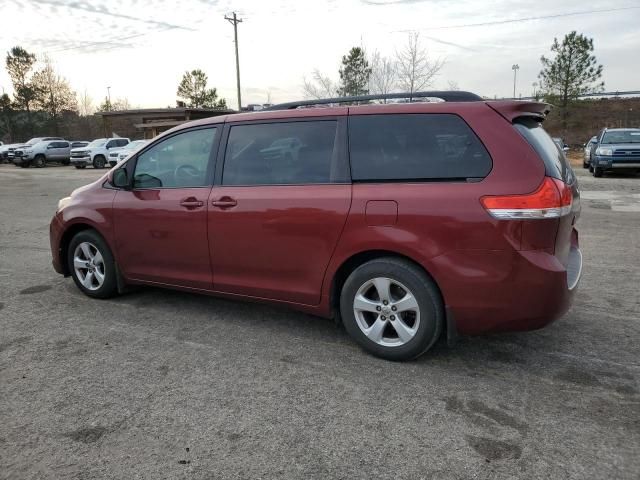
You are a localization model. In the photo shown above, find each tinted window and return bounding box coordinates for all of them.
[222,121,339,185]
[134,128,216,188]
[515,119,575,184]
[57,142,69,148]
[349,114,492,181]
[116,139,129,147]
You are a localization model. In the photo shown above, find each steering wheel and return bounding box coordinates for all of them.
[174,164,201,183]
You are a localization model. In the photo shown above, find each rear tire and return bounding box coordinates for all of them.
[61,158,70,166]
[93,155,106,169]
[582,161,589,169]
[67,229,118,299]
[593,166,603,177]
[34,155,46,168]
[339,257,443,361]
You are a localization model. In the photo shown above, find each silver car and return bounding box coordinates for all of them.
[583,136,597,169]
[13,140,72,167]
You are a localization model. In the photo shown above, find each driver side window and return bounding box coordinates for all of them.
[133,128,217,189]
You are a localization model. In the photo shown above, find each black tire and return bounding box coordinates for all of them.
[588,164,594,173]
[19,163,28,168]
[593,166,603,177]
[61,158,70,166]
[67,229,118,299]
[93,155,106,169]
[339,257,444,361]
[34,155,46,168]
[583,161,589,169]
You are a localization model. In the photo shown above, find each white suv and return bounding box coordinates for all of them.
[70,138,130,169]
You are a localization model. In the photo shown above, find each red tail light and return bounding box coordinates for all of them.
[481,177,572,219]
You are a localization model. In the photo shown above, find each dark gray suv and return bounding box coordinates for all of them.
[590,128,640,177]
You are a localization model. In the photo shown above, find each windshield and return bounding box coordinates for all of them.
[601,130,640,144]
[124,141,145,150]
[87,139,106,148]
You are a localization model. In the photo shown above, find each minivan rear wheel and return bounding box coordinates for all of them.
[340,258,443,361]
[68,230,118,299]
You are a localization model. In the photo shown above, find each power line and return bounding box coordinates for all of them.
[397,5,640,32]
[225,12,243,110]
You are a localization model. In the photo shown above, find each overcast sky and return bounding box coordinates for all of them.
[1,0,639,109]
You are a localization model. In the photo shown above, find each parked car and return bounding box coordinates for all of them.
[13,139,73,167]
[10,137,63,163]
[70,138,130,169]
[50,92,582,361]
[583,135,597,168]
[590,128,640,177]
[107,140,148,167]
[0,143,22,162]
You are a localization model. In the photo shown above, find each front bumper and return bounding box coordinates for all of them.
[594,155,640,170]
[70,156,90,166]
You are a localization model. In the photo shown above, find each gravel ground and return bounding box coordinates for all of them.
[0,163,638,480]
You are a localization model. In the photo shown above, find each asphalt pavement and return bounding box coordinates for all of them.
[0,163,638,479]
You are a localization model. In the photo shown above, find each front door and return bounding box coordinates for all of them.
[112,126,219,290]
[208,118,351,305]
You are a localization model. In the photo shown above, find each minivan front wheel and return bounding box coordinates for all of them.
[68,230,118,298]
[340,258,443,360]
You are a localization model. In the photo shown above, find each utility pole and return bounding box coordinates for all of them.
[107,86,112,109]
[225,12,243,111]
[511,64,519,99]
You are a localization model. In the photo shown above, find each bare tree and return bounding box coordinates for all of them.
[302,69,336,99]
[32,55,77,135]
[395,32,444,98]
[369,51,396,100]
[447,80,460,91]
[78,89,94,116]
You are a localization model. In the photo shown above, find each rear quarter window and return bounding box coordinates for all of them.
[348,113,492,181]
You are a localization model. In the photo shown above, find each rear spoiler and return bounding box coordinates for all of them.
[486,101,552,123]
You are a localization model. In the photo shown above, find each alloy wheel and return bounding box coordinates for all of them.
[73,241,105,291]
[353,277,420,347]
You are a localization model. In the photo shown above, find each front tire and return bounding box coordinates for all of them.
[67,230,118,299]
[340,258,443,361]
[93,155,106,169]
[34,155,46,168]
[583,161,589,169]
[593,166,603,177]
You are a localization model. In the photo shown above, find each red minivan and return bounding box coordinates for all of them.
[49,91,582,360]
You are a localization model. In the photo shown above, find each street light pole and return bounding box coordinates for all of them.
[511,64,519,99]
[225,12,243,111]
[107,86,112,107]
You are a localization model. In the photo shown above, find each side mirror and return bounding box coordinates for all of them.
[111,168,129,189]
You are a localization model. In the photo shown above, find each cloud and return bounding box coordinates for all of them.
[29,0,194,31]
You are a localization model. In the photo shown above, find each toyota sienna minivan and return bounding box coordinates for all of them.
[49,91,582,360]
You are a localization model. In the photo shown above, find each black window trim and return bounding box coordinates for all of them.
[346,112,493,184]
[112,124,222,191]
[214,116,350,187]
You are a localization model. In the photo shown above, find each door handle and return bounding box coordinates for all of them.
[211,197,237,208]
[179,197,204,209]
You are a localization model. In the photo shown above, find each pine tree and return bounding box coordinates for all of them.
[337,47,371,97]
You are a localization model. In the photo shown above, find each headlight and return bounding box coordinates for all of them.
[596,147,613,156]
[57,196,72,211]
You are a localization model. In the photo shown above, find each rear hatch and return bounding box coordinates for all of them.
[515,119,579,268]
[486,102,580,275]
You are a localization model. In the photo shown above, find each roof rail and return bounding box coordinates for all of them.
[263,90,483,111]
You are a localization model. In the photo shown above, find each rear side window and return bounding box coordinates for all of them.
[348,114,492,181]
[116,139,129,147]
[514,119,575,184]
[222,121,340,185]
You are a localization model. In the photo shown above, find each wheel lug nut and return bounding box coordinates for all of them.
[381,315,386,320]
[391,306,397,311]
[390,315,395,320]
[383,300,388,305]
[376,306,381,311]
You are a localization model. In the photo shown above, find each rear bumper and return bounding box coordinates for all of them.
[432,232,582,335]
